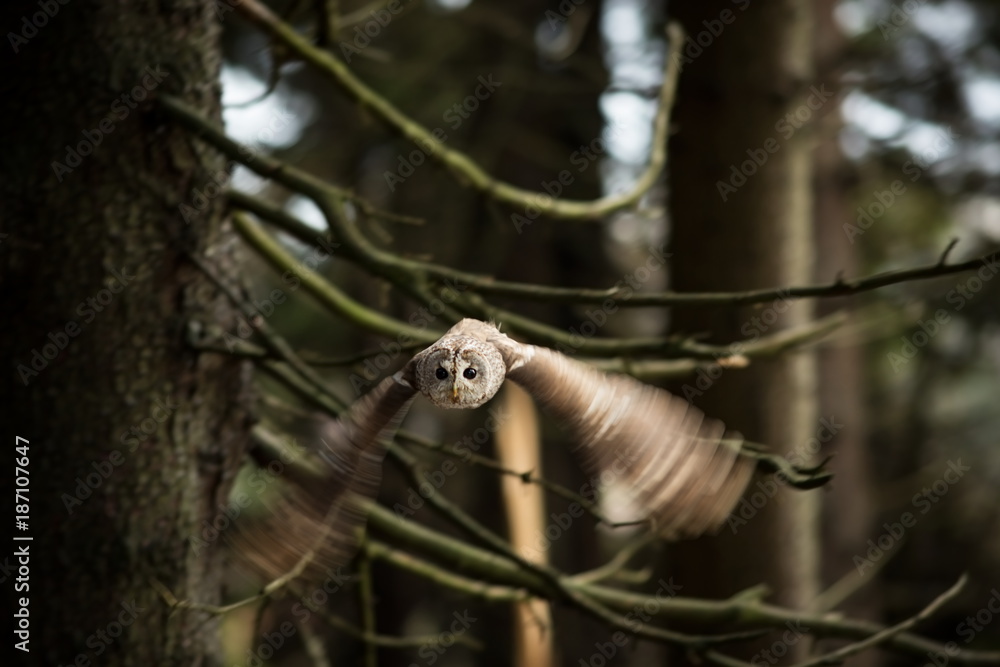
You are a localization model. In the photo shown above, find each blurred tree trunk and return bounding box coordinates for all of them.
[0,1,248,665]
[667,0,820,660]
[812,2,880,663]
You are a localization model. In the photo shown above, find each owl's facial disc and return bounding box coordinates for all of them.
[450,357,481,404]
[416,336,503,409]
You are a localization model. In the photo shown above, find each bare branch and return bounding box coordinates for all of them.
[789,574,968,666]
[230,0,680,220]
[365,504,1000,664]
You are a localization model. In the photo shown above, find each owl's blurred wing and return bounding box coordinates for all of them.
[235,364,418,582]
[492,334,754,538]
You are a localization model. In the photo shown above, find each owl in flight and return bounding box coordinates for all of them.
[240,319,755,580]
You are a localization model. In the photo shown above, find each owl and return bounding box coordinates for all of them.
[238,319,754,580]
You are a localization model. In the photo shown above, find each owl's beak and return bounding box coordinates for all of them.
[451,383,459,401]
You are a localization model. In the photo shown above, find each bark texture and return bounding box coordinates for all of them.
[666,0,820,659]
[1,2,249,665]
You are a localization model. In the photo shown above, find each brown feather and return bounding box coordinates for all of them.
[233,366,417,583]
[235,317,755,585]
[489,328,753,538]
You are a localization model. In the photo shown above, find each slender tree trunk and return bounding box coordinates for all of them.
[496,384,553,667]
[667,0,820,659]
[812,2,880,663]
[1,2,249,665]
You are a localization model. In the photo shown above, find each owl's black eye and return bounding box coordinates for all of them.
[435,367,449,380]
[463,368,477,380]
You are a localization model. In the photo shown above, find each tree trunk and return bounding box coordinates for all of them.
[667,0,820,660]
[812,2,880,663]
[1,2,249,665]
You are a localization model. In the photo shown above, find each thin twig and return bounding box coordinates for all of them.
[365,539,529,603]
[224,191,999,308]
[396,433,645,528]
[364,504,1000,663]
[938,237,960,266]
[739,442,834,490]
[150,541,319,616]
[568,534,658,585]
[810,549,897,613]
[789,574,968,667]
[384,444,768,650]
[233,212,438,343]
[433,246,999,307]
[301,601,484,650]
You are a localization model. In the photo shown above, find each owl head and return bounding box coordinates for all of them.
[414,334,506,409]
